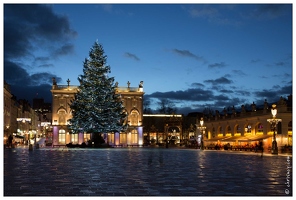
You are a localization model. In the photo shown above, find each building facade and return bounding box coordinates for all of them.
[50,78,144,146]
[3,81,12,142]
[199,96,292,152]
[3,81,41,145]
[143,114,183,146]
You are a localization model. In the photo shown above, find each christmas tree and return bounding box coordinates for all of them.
[69,41,127,144]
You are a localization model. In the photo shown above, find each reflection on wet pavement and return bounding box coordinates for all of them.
[4,147,292,196]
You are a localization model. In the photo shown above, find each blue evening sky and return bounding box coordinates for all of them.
[3,3,293,115]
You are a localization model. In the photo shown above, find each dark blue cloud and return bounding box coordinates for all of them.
[4,4,77,104]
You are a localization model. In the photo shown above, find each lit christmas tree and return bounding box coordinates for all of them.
[69,41,127,145]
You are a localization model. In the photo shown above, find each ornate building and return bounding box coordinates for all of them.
[50,78,144,146]
[199,96,292,152]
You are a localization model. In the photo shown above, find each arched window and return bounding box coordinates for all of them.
[130,110,139,126]
[218,126,223,135]
[245,124,251,133]
[212,128,216,137]
[227,126,231,134]
[236,125,241,134]
[58,108,67,125]
[257,123,263,133]
[59,129,66,144]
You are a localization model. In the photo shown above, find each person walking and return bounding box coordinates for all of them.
[259,140,263,157]
[8,135,13,148]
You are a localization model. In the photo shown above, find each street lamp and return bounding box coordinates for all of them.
[267,104,282,155]
[165,124,169,148]
[198,118,206,150]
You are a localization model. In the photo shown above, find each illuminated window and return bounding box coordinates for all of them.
[245,125,251,133]
[107,133,115,143]
[120,133,127,144]
[84,133,91,142]
[131,129,138,144]
[71,134,78,144]
[59,129,66,144]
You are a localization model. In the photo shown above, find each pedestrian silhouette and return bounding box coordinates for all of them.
[259,141,263,157]
[8,135,13,148]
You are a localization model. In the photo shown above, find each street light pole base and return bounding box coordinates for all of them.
[271,141,278,155]
[271,148,278,155]
[271,150,278,154]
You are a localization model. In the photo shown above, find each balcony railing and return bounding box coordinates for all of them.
[116,87,143,92]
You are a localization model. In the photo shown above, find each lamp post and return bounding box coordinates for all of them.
[165,124,169,148]
[267,104,282,155]
[198,118,206,150]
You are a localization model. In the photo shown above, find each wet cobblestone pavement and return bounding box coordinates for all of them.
[3,146,293,196]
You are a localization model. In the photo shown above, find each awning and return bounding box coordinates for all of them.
[247,134,273,141]
[222,136,251,142]
[206,134,273,142]
[205,136,231,142]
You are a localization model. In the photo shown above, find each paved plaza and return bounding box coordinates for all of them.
[3,146,293,196]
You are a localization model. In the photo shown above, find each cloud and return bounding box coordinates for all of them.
[4,60,62,86]
[253,84,292,103]
[124,52,140,61]
[4,4,76,104]
[4,60,62,104]
[102,4,113,12]
[52,43,75,58]
[251,59,261,64]
[188,5,218,19]
[146,88,215,102]
[208,62,227,69]
[187,4,291,26]
[172,49,205,62]
[187,5,242,26]
[38,64,55,68]
[248,4,292,20]
[101,4,123,15]
[219,89,234,94]
[204,76,233,85]
[4,4,77,60]
[144,82,292,115]
[232,70,247,76]
[191,82,205,88]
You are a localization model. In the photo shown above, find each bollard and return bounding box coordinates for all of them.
[36,143,39,149]
[29,144,33,151]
